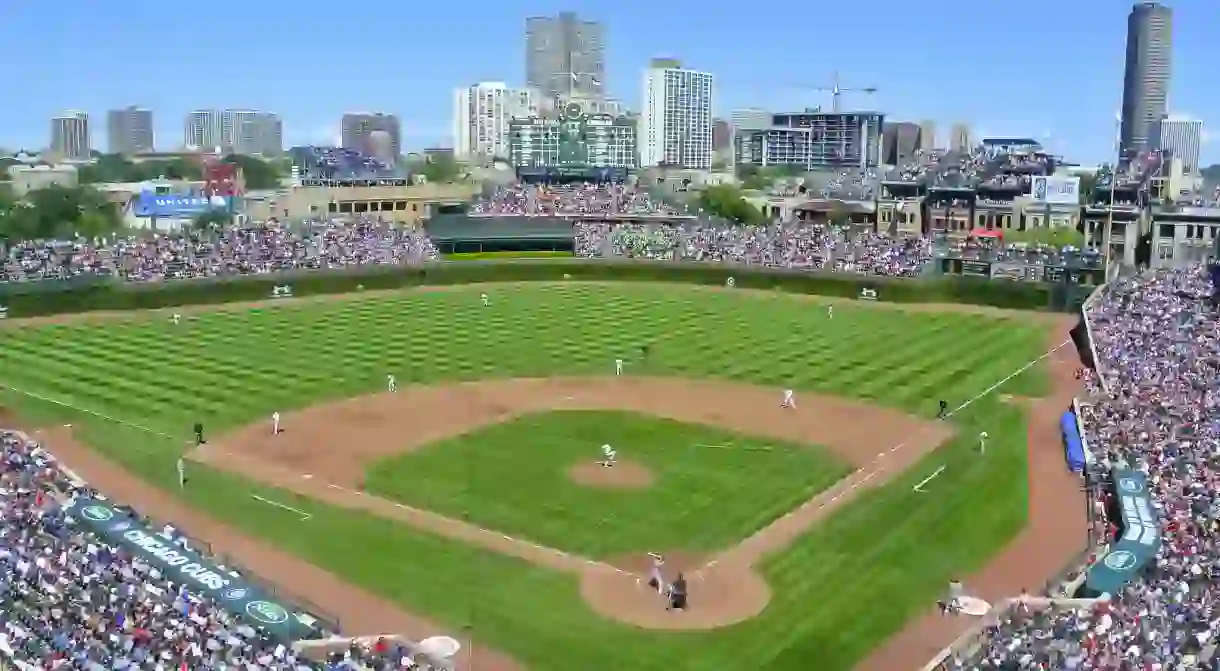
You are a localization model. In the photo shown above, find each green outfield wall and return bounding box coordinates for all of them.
[0,259,1086,319]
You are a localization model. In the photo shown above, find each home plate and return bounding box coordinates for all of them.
[955,596,992,617]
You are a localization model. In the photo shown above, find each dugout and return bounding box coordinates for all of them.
[425,214,575,254]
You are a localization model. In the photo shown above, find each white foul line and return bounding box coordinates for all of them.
[250,494,312,520]
[912,465,946,493]
[693,339,1070,577]
[0,383,177,439]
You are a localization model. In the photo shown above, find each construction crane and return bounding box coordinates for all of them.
[800,73,879,114]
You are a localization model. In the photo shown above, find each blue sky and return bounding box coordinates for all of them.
[4,0,1215,165]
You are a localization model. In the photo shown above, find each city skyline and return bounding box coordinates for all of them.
[3,0,1218,165]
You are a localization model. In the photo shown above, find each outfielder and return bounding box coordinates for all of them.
[601,444,616,467]
[481,292,490,307]
[827,305,834,319]
[781,389,796,409]
[615,358,624,376]
[979,431,988,455]
[647,553,665,594]
[171,313,181,326]
[387,374,397,393]
[272,411,282,436]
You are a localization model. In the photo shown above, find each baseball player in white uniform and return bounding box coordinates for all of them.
[601,443,616,467]
[481,292,490,307]
[978,431,988,455]
[171,313,181,325]
[177,457,186,489]
[647,553,665,594]
[387,374,397,393]
[781,389,796,409]
[615,358,624,376]
[827,305,834,319]
[272,411,281,435]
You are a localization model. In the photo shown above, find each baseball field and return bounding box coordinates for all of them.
[0,281,1086,670]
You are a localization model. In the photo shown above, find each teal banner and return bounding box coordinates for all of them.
[1085,469,1162,594]
[66,497,313,640]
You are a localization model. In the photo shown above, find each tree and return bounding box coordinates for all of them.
[222,154,279,190]
[192,210,233,232]
[77,153,204,184]
[0,184,122,243]
[420,154,460,183]
[697,185,765,225]
[827,202,853,228]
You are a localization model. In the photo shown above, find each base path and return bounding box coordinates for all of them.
[852,329,1088,670]
[192,376,954,631]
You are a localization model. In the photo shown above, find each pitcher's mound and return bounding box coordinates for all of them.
[580,551,770,630]
[568,460,654,489]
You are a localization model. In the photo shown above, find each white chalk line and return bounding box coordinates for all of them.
[0,383,177,439]
[912,465,947,493]
[319,480,641,580]
[251,494,312,520]
[691,340,1070,579]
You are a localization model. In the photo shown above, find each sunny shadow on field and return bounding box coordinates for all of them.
[363,410,853,557]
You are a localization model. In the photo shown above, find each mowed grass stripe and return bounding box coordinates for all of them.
[0,284,1049,671]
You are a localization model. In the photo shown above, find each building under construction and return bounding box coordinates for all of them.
[734,111,884,170]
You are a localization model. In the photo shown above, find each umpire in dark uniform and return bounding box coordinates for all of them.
[194,422,205,446]
[667,573,687,611]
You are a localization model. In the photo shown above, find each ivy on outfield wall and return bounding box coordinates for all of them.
[0,260,1061,319]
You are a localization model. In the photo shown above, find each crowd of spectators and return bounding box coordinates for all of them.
[1,218,439,283]
[941,265,1220,669]
[574,221,932,277]
[0,430,440,670]
[469,183,681,218]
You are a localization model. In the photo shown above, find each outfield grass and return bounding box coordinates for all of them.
[0,283,1049,671]
[365,410,853,557]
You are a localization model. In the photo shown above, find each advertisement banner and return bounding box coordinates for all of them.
[134,193,232,218]
[858,287,878,301]
[1085,469,1162,594]
[960,260,991,277]
[1030,176,1081,205]
[0,305,7,319]
[66,497,311,640]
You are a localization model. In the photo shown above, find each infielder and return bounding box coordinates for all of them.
[387,374,397,393]
[781,389,796,409]
[601,444,616,467]
[272,411,282,435]
[979,431,988,455]
[177,457,186,489]
[647,553,665,594]
[481,292,490,307]
[615,358,624,376]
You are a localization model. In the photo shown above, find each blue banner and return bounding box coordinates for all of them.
[1085,469,1162,595]
[1060,411,1086,473]
[66,497,316,640]
[134,193,231,218]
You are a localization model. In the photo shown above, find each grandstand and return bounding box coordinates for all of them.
[289,146,409,187]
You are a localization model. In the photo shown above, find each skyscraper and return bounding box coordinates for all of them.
[452,82,538,160]
[1120,2,1173,155]
[50,111,91,160]
[917,120,938,151]
[525,12,605,99]
[341,113,401,157]
[638,59,714,170]
[107,107,154,155]
[184,109,281,155]
[1158,116,1202,174]
[949,123,973,153]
